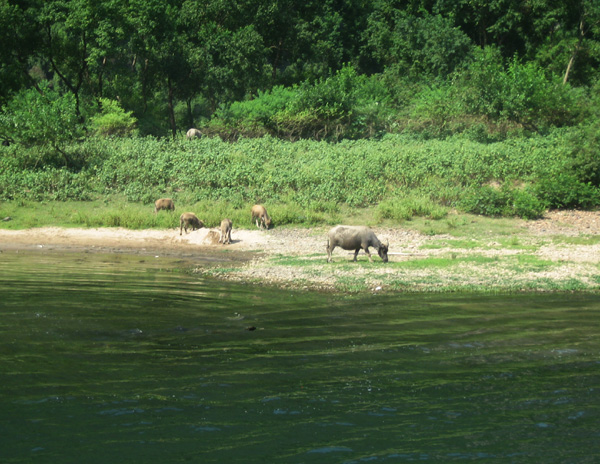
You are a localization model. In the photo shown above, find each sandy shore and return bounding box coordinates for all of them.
[2,210,600,293]
[0,226,270,257]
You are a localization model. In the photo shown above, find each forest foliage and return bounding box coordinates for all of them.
[1,0,600,220]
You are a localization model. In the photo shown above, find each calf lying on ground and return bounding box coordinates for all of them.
[179,212,204,235]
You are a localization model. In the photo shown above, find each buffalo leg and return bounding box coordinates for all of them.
[327,245,334,263]
[364,247,373,262]
[353,248,360,261]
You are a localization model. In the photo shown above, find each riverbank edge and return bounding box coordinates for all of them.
[2,215,600,294]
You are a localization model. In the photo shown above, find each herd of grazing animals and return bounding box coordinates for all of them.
[154,198,390,261]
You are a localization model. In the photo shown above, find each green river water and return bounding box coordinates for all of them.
[0,250,599,463]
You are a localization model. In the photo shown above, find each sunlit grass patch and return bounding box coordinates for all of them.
[506,254,556,272]
[271,255,323,267]
[551,235,600,246]
[496,237,539,251]
[335,275,370,293]
[407,213,524,238]
[420,238,483,250]
[0,199,181,230]
[399,255,498,269]
[522,278,589,292]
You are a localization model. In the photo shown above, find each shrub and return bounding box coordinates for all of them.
[459,186,508,217]
[460,184,546,219]
[207,66,395,141]
[0,83,84,165]
[3,130,599,217]
[375,195,448,222]
[89,99,138,137]
[454,47,582,129]
[509,188,546,219]
[533,173,600,209]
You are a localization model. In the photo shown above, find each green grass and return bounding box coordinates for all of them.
[504,254,556,272]
[420,238,484,250]
[550,235,600,246]
[398,255,498,269]
[1,199,533,240]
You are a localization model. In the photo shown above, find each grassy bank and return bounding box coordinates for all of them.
[0,198,520,235]
[0,198,363,230]
[2,131,599,224]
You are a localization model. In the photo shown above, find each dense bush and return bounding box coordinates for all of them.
[89,99,138,137]
[0,83,84,164]
[2,129,598,220]
[533,174,600,210]
[405,48,584,138]
[365,12,474,80]
[459,185,546,219]
[207,66,395,141]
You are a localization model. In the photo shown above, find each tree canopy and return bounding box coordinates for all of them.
[0,0,599,141]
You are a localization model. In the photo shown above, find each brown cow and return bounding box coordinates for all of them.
[251,204,272,229]
[154,198,175,213]
[218,218,233,245]
[179,212,204,235]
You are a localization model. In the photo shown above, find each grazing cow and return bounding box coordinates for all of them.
[327,225,389,263]
[179,212,204,235]
[186,128,202,140]
[154,198,175,213]
[251,204,272,229]
[219,218,233,245]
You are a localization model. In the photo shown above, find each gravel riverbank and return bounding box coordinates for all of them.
[1,210,599,293]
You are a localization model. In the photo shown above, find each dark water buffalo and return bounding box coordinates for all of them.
[179,212,204,235]
[219,218,233,245]
[327,225,389,263]
[251,204,272,229]
[186,128,202,140]
[154,198,175,213]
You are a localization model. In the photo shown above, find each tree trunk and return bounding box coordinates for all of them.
[563,52,577,85]
[98,56,107,99]
[167,77,177,140]
[563,18,586,85]
[186,99,194,129]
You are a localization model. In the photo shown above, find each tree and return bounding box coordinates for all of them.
[526,0,600,86]
[0,82,83,164]
[180,0,269,109]
[561,0,600,84]
[0,0,44,104]
[363,8,474,80]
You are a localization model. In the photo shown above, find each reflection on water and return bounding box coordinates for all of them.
[0,251,599,463]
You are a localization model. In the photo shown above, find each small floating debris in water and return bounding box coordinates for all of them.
[246,326,257,331]
[227,313,244,321]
